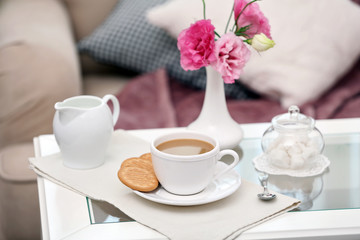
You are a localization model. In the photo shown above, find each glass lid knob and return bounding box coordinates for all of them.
[288,105,300,119]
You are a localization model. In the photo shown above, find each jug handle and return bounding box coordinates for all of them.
[103,94,120,126]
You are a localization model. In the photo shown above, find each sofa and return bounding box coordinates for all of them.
[1,0,360,239]
[0,0,127,239]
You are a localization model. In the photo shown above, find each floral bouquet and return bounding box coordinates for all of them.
[177,0,275,84]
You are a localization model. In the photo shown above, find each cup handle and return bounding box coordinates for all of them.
[213,150,239,180]
[103,94,120,126]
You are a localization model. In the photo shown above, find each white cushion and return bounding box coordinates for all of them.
[147,0,360,107]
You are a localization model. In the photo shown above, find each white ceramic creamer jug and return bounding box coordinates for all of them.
[53,95,120,169]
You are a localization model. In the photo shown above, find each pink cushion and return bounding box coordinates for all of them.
[114,68,177,129]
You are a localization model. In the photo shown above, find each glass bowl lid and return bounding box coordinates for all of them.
[271,105,315,132]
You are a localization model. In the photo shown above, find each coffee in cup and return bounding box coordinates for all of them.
[156,138,214,155]
[150,131,239,195]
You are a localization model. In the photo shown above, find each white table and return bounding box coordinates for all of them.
[34,118,360,240]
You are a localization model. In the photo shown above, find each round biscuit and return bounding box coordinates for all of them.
[139,153,152,161]
[118,166,158,192]
[121,157,153,171]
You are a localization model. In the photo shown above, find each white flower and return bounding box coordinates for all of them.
[251,33,275,52]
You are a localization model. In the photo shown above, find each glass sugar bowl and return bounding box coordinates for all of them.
[261,106,325,171]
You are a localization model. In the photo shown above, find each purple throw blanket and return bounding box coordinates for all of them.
[114,58,360,130]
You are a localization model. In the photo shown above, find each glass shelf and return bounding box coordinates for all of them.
[87,132,360,224]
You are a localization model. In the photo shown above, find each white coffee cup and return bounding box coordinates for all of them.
[150,131,240,195]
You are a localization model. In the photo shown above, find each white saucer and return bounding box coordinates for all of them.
[252,154,330,177]
[133,162,241,206]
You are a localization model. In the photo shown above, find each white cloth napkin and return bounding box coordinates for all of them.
[29,130,300,240]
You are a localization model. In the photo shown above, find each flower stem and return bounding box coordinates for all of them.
[233,0,259,32]
[243,39,252,44]
[214,31,221,39]
[202,0,206,19]
[224,3,234,34]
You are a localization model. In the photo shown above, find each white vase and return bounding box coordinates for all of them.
[187,66,243,149]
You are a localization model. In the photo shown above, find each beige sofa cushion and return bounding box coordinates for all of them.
[0,0,81,148]
[0,143,40,240]
[62,0,120,74]
[83,75,131,97]
[0,144,35,182]
[62,0,119,41]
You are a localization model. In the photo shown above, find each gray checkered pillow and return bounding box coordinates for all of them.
[77,0,257,99]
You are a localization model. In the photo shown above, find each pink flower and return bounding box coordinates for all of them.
[177,19,217,71]
[234,0,271,39]
[211,33,250,84]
